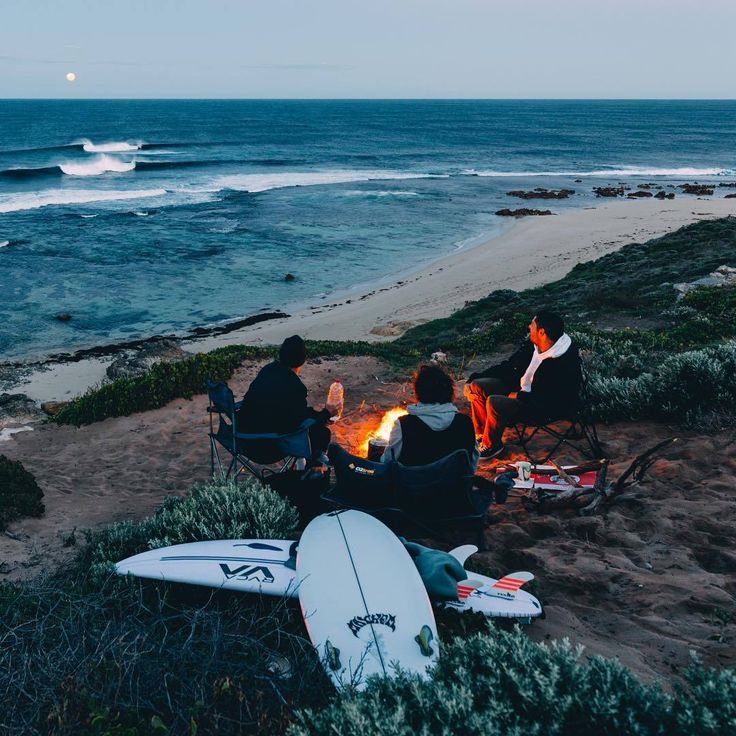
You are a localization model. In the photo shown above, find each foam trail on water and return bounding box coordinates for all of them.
[0,188,167,214]
[211,170,444,194]
[60,155,136,176]
[80,139,142,153]
[464,167,734,178]
[0,240,10,248]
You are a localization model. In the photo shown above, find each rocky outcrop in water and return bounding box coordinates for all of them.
[593,186,627,197]
[627,191,653,198]
[679,184,714,195]
[0,393,44,425]
[495,208,553,217]
[506,188,574,199]
[106,339,188,381]
[654,191,675,199]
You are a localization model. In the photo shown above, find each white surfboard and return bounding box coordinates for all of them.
[114,539,298,596]
[297,510,439,689]
[115,539,542,622]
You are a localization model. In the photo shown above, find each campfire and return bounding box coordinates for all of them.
[362,407,408,460]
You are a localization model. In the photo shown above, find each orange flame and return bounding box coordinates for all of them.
[361,407,408,455]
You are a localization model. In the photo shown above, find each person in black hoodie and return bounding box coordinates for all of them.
[463,310,582,459]
[381,364,479,470]
[237,335,335,463]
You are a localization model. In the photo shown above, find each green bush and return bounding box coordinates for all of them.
[79,477,299,584]
[0,578,325,736]
[588,341,736,427]
[53,345,274,426]
[0,454,44,530]
[291,629,736,736]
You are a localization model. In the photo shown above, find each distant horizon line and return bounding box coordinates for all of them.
[2,97,736,102]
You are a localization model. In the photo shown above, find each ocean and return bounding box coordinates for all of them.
[1,99,735,362]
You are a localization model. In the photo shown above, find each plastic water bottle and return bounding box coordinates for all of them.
[327,379,344,422]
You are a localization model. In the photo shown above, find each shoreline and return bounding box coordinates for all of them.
[5,196,736,404]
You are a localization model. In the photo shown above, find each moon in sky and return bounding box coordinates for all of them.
[66,72,76,82]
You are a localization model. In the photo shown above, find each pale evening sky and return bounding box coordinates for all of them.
[1,0,735,99]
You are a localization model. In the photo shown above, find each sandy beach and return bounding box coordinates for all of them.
[8,196,736,404]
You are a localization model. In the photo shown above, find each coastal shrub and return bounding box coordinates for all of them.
[0,454,44,530]
[588,341,736,427]
[291,630,735,736]
[0,578,326,736]
[78,477,299,583]
[51,339,410,427]
[52,344,273,426]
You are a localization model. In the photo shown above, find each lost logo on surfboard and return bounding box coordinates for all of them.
[219,564,275,583]
[347,613,396,637]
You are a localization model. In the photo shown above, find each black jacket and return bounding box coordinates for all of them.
[474,340,582,420]
[237,361,329,434]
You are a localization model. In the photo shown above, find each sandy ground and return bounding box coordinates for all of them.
[10,196,736,403]
[2,356,734,682]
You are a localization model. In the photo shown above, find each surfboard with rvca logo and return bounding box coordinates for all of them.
[296,510,439,689]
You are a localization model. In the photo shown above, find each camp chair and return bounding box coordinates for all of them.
[207,380,314,482]
[510,369,603,464]
[323,445,490,549]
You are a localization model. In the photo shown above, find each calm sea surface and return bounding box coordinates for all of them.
[1,100,735,361]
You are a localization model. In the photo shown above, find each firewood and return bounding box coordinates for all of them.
[549,459,583,488]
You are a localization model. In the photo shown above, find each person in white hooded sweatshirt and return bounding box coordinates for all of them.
[464,310,582,460]
[381,364,479,471]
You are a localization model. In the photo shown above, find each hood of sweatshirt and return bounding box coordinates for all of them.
[407,402,459,431]
[538,332,572,360]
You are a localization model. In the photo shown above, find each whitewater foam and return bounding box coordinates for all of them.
[340,189,421,197]
[60,154,136,177]
[0,240,10,248]
[463,167,735,178]
[0,426,33,442]
[80,139,142,153]
[211,170,444,194]
[0,188,167,214]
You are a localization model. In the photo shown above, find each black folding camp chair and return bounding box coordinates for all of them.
[511,370,603,464]
[323,446,490,549]
[207,380,314,482]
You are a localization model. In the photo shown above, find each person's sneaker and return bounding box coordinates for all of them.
[479,445,506,461]
[316,451,331,467]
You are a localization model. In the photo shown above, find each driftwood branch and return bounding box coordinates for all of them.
[524,438,678,515]
[578,437,678,515]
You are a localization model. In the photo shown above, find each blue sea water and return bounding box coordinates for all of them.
[1,99,735,362]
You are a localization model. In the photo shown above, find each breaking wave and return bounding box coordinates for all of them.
[60,155,137,177]
[0,188,167,214]
[464,167,736,178]
[211,170,444,194]
[79,139,142,153]
[340,189,420,198]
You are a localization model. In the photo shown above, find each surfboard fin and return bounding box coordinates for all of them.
[415,625,434,657]
[325,640,342,671]
[490,571,534,597]
[448,544,478,568]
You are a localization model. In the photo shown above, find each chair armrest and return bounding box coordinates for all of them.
[234,431,287,441]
